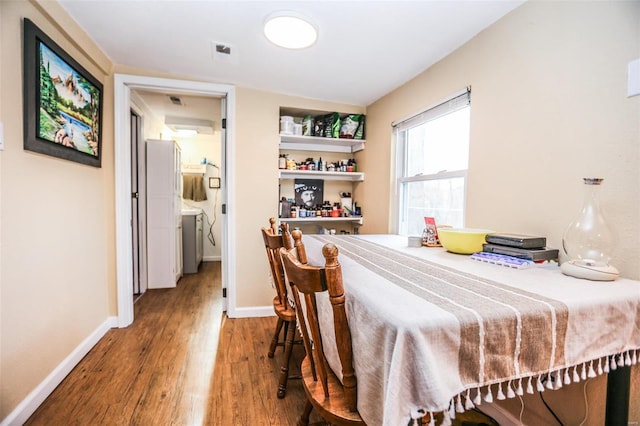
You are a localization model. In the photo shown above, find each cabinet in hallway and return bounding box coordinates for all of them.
[146,139,182,288]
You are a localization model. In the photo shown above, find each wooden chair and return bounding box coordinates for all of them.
[280,230,364,426]
[261,218,300,398]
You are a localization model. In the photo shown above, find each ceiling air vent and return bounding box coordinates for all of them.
[169,95,183,106]
[216,44,231,55]
[211,41,237,63]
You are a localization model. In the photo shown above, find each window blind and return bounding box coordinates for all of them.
[392,87,470,132]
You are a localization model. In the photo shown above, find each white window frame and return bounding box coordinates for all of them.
[393,88,471,235]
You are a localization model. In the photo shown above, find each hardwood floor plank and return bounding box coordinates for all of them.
[25,262,325,426]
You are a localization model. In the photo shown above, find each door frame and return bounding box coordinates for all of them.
[114,74,236,327]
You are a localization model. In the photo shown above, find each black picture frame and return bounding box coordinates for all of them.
[23,18,103,167]
[209,177,221,188]
[294,178,324,208]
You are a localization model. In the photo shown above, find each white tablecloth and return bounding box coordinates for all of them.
[303,234,640,426]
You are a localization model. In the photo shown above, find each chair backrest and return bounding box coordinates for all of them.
[261,218,292,307]
[280,230,357,412]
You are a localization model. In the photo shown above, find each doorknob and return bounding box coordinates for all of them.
[132,192,139,199]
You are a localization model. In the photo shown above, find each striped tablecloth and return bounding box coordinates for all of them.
[303,234,640,426]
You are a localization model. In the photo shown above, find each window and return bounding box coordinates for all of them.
[394,89,471,236]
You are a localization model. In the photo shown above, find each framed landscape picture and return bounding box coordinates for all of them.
[23,18,103,167]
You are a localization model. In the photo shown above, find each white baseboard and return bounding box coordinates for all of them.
[227,305,274,318]
[0,316,118,426]
[203,256,221,261]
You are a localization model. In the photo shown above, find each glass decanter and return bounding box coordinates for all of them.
[561,178,618,281]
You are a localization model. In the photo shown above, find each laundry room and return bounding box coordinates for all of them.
[132,90,223,291]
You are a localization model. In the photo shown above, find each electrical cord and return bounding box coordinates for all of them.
[183,160,221,247]
[204,161,219,247]
[578,378,592,426]
[518,394,524,425]
[539,390,564,426]
[206,188,219,247]
[184,189,218,247]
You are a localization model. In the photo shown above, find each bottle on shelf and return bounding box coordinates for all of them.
[279,197,291,218]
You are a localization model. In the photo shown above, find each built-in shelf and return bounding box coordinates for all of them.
[280,216,364,225]
[278,110,365,233]
[279,169,364,182]
[279,134,365,153]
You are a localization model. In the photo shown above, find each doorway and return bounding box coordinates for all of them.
[131,89,223,292]
[114,74,237,327]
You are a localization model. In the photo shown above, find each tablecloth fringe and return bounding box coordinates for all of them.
[428,348,640,422]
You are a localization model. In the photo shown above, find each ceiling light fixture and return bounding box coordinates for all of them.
[264,12,317,49]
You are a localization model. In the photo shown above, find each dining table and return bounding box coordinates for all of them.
[301,234,640,426]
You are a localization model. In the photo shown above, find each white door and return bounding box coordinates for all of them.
[130,111,142,295]
[130,110,150,295]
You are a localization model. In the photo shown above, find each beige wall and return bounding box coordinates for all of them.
[363,1,639,423]
[234,87,364,308]
[110,71,365,311]
[0,0,115,419]
[365,0,640,279]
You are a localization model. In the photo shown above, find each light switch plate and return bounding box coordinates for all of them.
[628,58,640,97]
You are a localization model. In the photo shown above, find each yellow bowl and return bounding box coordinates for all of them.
[438,228,495,254]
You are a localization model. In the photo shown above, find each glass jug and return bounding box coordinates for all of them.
[561,178,618,281]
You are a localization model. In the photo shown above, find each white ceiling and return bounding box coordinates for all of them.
[59,0,525,106]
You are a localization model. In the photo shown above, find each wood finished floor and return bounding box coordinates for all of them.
[25,261,494,426]
[25,261,322,425]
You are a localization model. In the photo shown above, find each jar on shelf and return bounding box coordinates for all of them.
[279,197,291,218]
[280,116,294,135]
[302,115,314,136]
